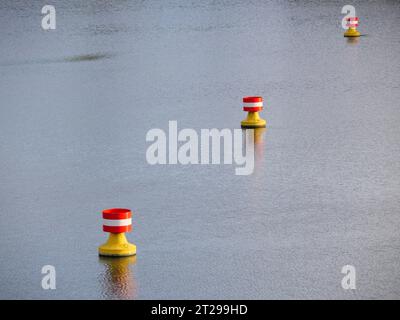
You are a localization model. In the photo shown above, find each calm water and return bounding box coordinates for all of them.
[1,0,400,299]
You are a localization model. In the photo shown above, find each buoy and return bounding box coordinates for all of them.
[344,17,360,37]
[240,96,266,128]
[98,208,136,257]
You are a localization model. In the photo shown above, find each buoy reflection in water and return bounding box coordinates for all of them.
[98,256,137,299]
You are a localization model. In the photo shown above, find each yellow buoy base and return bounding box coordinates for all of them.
[99,233,136,257]
[344,27,360,37]
[241,112,266,128]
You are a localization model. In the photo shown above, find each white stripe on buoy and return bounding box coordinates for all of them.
[102,218,132,227]
[243,102,263,108]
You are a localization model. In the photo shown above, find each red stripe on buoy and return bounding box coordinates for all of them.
[347,17,359,21]
[102,208,132,220]
[243,96,263,103]
[244,107,263,112]
[103,225,132,233]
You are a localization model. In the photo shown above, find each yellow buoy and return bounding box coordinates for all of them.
[344,17,361,37]
[241,96,266,129]
[99,208,136,257]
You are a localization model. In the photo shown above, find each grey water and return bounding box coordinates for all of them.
[0,0,400,299]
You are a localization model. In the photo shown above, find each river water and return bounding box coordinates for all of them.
[0,0,400,299]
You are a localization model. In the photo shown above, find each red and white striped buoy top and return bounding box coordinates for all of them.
[346,17,359,27]
[102,208,132,233]
[243,96,263,112]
